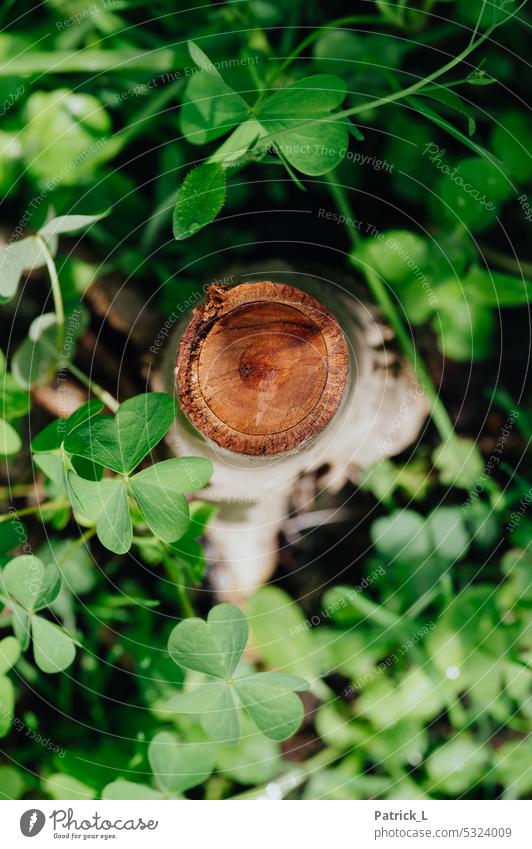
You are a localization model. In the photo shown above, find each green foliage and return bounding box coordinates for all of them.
[0,0,529,804]
[167,604,308,743]
[0,555,76,673]
[173,163,226,240]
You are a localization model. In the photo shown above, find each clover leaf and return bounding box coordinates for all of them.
[102,730,214,799]
[64,393,177,474]
[0,212,106,305]
[173,163,226,241]
[0,555,76,673]
[167,603,307,744]
[256,74,348,176]
[67,456,212,554]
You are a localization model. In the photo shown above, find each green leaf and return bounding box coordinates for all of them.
[168,603,248,677]
[0,373,31,420]
[180,71,248,145]
[0,418,20,455]
[31,615,76,673]
[358,230,430,284]
[426,734,488,795]
[433,296,495,361]
[0,765,26,799]
[371,510,431,566]
[436,156,511,232]
[432,437,484,489]
[64,393,176,474]
[247,586,320,679]
[102,780,163,800]
[2,554,61,612]
[168,680,240,745]
[258,75,348,176]
[172,163,226,241]
[11,603,31,651]
[22,90,112,186]
[213,715,281,784]
[491,111,532,183]
[38,212,108,240]
[148,730,214,794]
[131,475,189,542]
[0,676,14,737]
[0,237,47,303]
[12,309,88,390]
[43,773,95,800]
[234,672,307,741]
[260,74,346,118]
[426,507,471,562]
[33,400,105,454]
[0,636,20,674]
[461,266,532,307]
[67,473,132,554]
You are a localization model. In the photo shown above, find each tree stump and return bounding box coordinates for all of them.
[153,264,428,601]
[176,281,349,456]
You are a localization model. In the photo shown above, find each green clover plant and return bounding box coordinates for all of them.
[166,603,308,744]
[0,555,77,674]
[32,393,213,555]
[102,730,214,800]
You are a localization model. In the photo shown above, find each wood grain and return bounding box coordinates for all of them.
[176,281,349,455]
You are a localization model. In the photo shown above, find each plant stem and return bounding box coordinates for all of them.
[269,15,385,83]
[324,171,456,444]
[161,552,195,618]
[231,745,342,800]
[37,236,64,353]
[40,336,119,413]
[255,23,499,151]
[478,245,532,278]
[0,499,70,524]
[65,359,119,413]
[0,483,40,500]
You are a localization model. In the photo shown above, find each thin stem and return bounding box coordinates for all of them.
[37,236,64,353]
[0,483,40,500]
[478,245,532,278]
[254,23,498,151]
[65,359,119,413]
[161,552,195,618]
[39,337,119,413]
[0,499,70,524]
[269,15,385,84]
[324,171,455,443]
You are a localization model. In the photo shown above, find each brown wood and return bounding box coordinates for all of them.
[176,281,349,455]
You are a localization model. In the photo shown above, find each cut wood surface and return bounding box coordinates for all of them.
[155,266,429,601]
[176,281,349,455]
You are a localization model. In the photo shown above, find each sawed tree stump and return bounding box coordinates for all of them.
[153,267,428,601]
